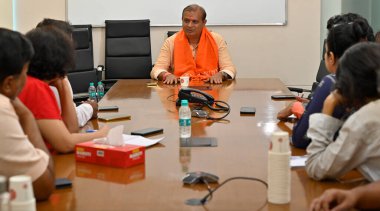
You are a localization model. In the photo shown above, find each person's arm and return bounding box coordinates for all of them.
[37,119,109,153]
[309,181,380,211]
[11,98,55,200]
[51,78,79,133]
[291,76,334,148]
[305,92,369,180]
[151,36,174,80]
[212,32,236,79]
[158,71,179,84]
[277,101,296,120]
[76,101,97,127]
[207,72,224,84]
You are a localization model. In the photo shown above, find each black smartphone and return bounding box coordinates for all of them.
[99,105,119,111]
[55,178,72,189]
[131,128,164,136]
[240,106,256,115]
[271,95,296,100]
[180,137,218,147]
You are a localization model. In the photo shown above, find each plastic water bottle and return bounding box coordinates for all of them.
[96,81,105,101]
[88,82,97,101]
[179,100,191,138]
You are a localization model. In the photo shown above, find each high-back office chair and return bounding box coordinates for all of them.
[104,20,152,86]
[67,25,100,100]
[167,31,178,37]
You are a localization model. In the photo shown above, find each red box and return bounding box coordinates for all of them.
[75,142,145,168]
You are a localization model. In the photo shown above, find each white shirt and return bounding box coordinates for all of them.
[0,94,49,181]
[50,82,93,127]
[306,99,380,182]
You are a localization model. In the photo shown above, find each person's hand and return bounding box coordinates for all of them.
[322,90,344,116]
[10,97,30,119]
[277,102,295,120]
[205,72,223,84]
[83,100,98,119]
[309,189,358,211]
[163,73,179,84]
[295,96,310,103]
[49,77,64,89]
[97,125,110,137]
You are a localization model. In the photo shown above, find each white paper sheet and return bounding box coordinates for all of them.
[123,134,164,147]
[290,156,307,168]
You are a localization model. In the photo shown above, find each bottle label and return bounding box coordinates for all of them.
[90,92,96,98]
[179,118,191,126]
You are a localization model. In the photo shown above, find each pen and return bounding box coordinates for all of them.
[86,129,97,133]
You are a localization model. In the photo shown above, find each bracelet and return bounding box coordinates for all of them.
[162,72,171,81]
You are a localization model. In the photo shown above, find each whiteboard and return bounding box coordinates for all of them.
[67,0,287,26]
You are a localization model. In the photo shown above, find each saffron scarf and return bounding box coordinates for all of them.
[173,28,219,81]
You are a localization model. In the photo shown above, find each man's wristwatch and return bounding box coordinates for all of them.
[162,72,171,81]
[221,71,229,80]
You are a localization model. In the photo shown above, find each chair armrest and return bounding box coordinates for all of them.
[73,92,89,103]
[101,79,118,91]
[288,87,312,93]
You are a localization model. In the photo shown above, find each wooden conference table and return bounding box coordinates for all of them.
[37,79,362,211]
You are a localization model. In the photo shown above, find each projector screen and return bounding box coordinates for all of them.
[67,0,287,26]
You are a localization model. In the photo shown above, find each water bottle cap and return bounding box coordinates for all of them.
[181,99,188,106]
[98,81,102,85]
[90,82,94,86]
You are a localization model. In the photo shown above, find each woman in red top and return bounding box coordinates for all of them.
[19,27,108,153]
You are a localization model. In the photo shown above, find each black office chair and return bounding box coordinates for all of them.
[103,19,152,88]
[67,25,100,101]
[288,60,329,95]
[167,31,178,37]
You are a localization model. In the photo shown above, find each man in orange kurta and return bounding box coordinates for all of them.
[151,4,236,84]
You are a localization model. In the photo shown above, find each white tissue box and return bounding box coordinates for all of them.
[75,141,145,168]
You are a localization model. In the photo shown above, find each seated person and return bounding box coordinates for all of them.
[150,4,236,84]
[18,27,109,153]
[306,42,380,182]
[310,180,380,211]
[277,13,375,121]
[0,28,54,200]
[36,18,98,128]
[280,16,372,149]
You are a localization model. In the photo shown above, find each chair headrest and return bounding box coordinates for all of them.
[105,19,150,38]
[72,28,90,49]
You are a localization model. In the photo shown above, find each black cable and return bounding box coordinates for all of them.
[186,177,267,206]
[200,177,214,203]
[203,100,230,120]
[200,177,267,204]
[204,100,229,112]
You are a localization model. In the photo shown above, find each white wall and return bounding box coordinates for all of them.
[371,0,380,32]
[0,0,13,29]
[342,0,372,21]
[321,0,380,41]
[320,0,342,58]
[14,0,65,34]
[14,0,320,87]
